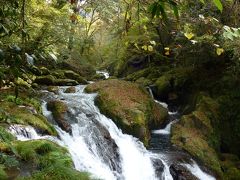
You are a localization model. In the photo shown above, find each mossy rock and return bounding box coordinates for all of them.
[85,79,168,145]
[40,67,50,75]
[0,101,57,136]
[35,75,56,86]
[154,67,194,101]
[47,86,59,94]
[47,100,71,133]
[64,70,88,84]
[55,79,78,86]
[13,140,90,180]
[64,86,76,93]
[171,95,223,177]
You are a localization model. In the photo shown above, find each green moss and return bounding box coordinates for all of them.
[0,126,15,142]
[86,79,168,145]
[0,101,57,136]
[171,95,223,177]
[0,165,7,179]
[14,140,90,180]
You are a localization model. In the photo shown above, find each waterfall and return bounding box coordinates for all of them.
[8,84,216,180]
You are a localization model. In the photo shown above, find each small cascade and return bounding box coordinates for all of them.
[148,86,216,180]
[9,125,42,141]
[96,70,110,79]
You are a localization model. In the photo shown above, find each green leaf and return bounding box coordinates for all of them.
[199,0,205,3]
[213,0,223,12]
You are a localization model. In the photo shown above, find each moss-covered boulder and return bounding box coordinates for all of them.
[154,67,193,102]
[171,95,222,177]
[55,79,78,86]
[0,101,57,136]
[0,138,90,180]
[85,79,168,145]
[34,75,56,86]
[64,86,76,93]
[47,100,71,133]
[47,86,59,94]
[40,67,50,75]
[63,70,88,84]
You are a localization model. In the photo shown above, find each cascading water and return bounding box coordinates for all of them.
[148,88,215,180]
[8,76,216,180]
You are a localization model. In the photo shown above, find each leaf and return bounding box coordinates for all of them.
[148,45,153,52]
[150,41,156,46]
[142,45,148,51]
[164,47,170,56]
[199,0,205,3]
[184,32,194,40]
[213,0,223,12]
[216,48,224,56]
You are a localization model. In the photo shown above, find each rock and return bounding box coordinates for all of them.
[92,73,106,81]
[64,86,76,93]
[47,100,71,133]
[170,164,198,180]
[64,70,88,84]
[85,79,168,145]
[40,67,50,75]
[47,86,59,94]
[59,59,96,78]
[152,159,164,178]
[30,66,42,76]
[34,75,55,85]
[171,95,222,177]
[55,79,78,86]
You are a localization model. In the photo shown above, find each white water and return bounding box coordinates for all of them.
[10,85,159,180]
[183,162,216,180]
[152,120,178,135]
[8,84,216,180]
[96,70,110,79]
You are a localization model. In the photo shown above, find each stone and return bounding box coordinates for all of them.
[64,86,76,93]
[47,100,71,133]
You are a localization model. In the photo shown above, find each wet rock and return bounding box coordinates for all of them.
[35,75,55,85]
[152,158,164,178]
[47,86,59,94]
[85,79,168,145]
[64,86,76,93]
[170,164,198,180]
[92,119,121,174]
[47,100,71,133]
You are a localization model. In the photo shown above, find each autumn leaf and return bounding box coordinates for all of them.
[184,32,194,40]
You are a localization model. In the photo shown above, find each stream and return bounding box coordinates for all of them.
[8,72,216,180]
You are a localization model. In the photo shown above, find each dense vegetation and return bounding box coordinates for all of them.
[1,0,240,179]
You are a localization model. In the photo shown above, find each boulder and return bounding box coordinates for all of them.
[64,86,76,93]
[34,75,55,85]
[85,79,168,145]
[40,67,50,75]
[170,164,198,180]
[64,70,88,84]
[55,79,78,86]
[47,100,71,133]
[47,86,59,94]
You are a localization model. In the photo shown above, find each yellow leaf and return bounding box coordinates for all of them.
[216,48,224,56]
[134,43,139,49]
[164,47,170,56]
[142,45,148,51]
[165,51,170,56]
[148,45,153,52]
[184,32,194,40]
[150,41,156,46]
